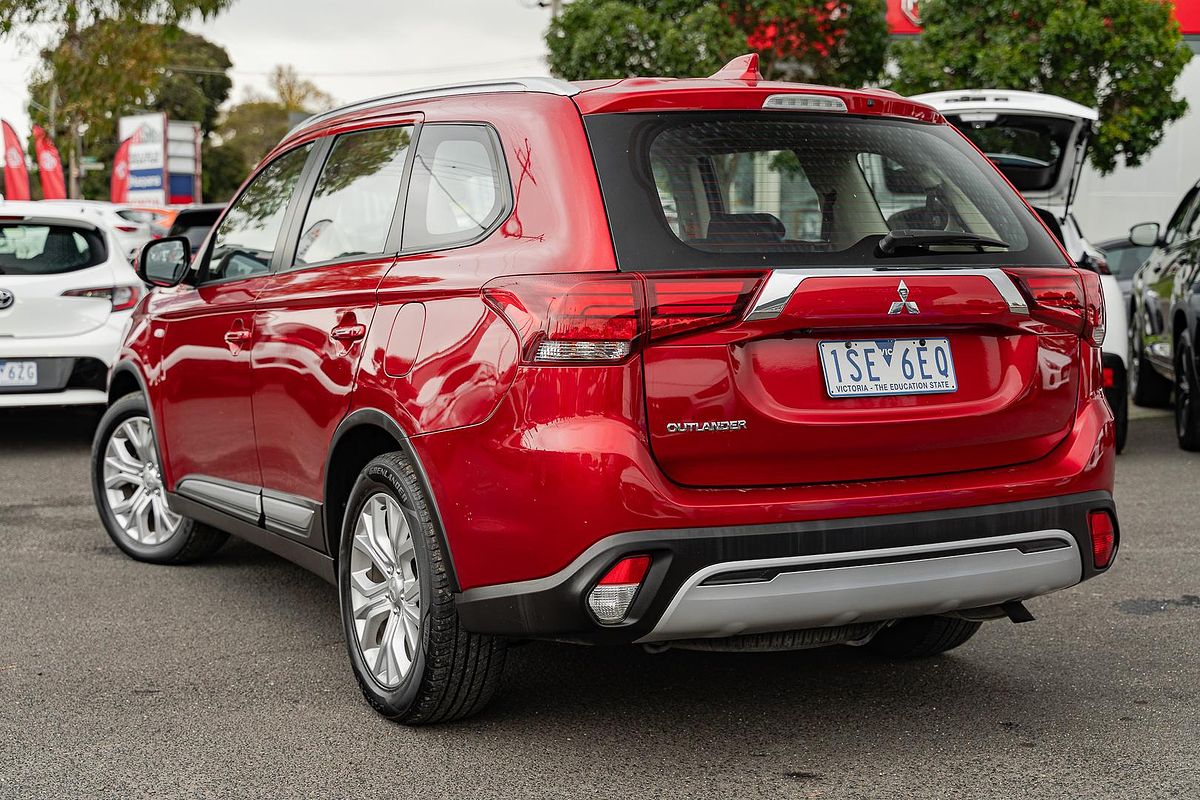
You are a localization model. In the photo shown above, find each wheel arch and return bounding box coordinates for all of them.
[324,409,460,591]
[107,360,148,404]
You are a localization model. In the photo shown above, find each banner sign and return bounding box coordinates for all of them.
[118,112,168,205]
[1,120,30,200]
[888,1,1200,35]
[110,136,132,203]
[32,125,66,200]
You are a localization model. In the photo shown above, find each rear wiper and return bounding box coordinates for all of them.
[878,229,1010,255]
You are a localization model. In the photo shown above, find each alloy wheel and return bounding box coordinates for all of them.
[1177,341,1196,441]
[101,416,182,546]
[349,492,422,689]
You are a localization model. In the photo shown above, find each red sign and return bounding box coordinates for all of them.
[110,136,132,203]
[2,120,30,201]
[888,0,1199,35]
[32,125,66,200]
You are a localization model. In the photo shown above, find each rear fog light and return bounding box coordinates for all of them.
[1088,511,1116,569]
[587,555,652,624]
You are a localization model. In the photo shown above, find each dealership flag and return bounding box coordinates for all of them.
[32,125,66,200]
[110,136,132,203]
[2,120,30,200]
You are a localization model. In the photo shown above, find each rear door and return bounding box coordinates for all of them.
[250,121,416,538]
[584,110,1095,487]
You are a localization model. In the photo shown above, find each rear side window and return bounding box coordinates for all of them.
[0,224,106,275]
[295,126,412,266]
[586,112,1065,271]
[403,125,508,251]
[205,143,312,282]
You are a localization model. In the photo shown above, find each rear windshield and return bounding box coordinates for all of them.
[0,224,106,275]
[944,113,1076,192]
[584,112,1065,271]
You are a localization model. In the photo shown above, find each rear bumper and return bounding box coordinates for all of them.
[455,490,1117,644]
[0,313,127,408]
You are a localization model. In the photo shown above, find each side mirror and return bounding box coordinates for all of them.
[137,236,191,288]
[1129,222,1160,249]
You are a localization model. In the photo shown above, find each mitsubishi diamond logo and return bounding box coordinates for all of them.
[888,280,920,315]
[0,288,14,311]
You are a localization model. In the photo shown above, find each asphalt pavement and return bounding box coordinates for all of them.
[0,406,1197,799]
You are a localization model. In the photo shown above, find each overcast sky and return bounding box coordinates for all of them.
[0,0,554,135]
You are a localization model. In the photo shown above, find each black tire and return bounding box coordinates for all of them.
[1130,316,1172,408]
[1105,365,1129,455]
[338,451,506,725]
[863,616,981,658]
[1174,331,1200,451]
[91,392,228,564]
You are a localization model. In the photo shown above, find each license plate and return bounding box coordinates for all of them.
[819,338,957,398]
[0,360,38,387]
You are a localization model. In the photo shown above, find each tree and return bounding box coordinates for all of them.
[545,0,888,86]
[205,65,334,201]
[0,0,233,196]
[26,22,233,199]
[891,0,1193,174]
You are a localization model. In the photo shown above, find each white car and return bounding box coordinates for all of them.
[0,201,144,408]
[913,89,1130,451]
[38,200,153,263]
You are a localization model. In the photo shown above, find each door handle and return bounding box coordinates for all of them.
[223,329,252,345]
[330,323,367,342]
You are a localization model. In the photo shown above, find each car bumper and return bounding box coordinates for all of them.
[455,490,1117,644]
[0,313,128,408]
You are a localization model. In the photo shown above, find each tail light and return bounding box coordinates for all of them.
[483,272,763,364]
[63,285,141,312]
[1005,268,1105,346]
[1088,510,1116,568]
[115,225,140,233]
[587,555,651,624]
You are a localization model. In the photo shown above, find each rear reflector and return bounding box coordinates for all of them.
[587,555,651,624]
[1088,510,1116,568]
[1102,367,1115,389]
[483,272,763,364]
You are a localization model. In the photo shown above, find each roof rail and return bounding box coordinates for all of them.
[287,77,580,137]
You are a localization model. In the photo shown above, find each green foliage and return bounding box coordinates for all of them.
[546,0,888,86]
[892,0,1193,173]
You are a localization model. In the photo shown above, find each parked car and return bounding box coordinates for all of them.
[0,201,143,408]
[154,203,223,255]
[91,57,1119,725]
[1096,235,1152,300]
[913,89,1130,452]
[39,200,153,263]
[1127,179,1200,449]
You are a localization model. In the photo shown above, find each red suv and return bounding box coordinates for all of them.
[92,56,1118,724]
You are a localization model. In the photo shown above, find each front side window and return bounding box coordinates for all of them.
[0,224,105,275]
[1164,188,1199,246]
[205,143,312,282]
[295,126,412,266]
[403,125,508,251]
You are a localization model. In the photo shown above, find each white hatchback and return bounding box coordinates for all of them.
[0,201,144,407]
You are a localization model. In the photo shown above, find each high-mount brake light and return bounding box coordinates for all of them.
[482,272,763,365]
[1004,268,1105,346]
[62,285,141,312]
[762,94,848,112]
[587,555,652,624]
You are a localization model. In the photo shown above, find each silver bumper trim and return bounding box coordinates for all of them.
[637,530,1081,643]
